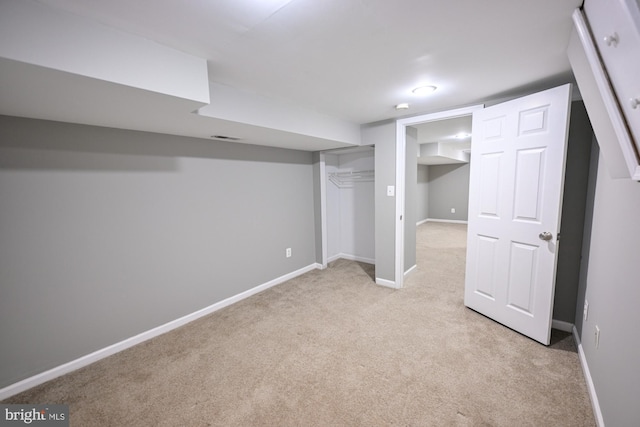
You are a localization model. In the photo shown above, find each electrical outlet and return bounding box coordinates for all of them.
[595,325,600,348]
[583,300,589,321]
[451,208,456,214]
[286,248,292,258]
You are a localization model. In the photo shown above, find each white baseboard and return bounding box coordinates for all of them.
[573,326,605,427]
[339,253,375,265]
[404,264,417,278]
[424,218,468,224]
[327,253,374,265]
[0,262,322,401]
[327,253,341,263]
[551,319,574,332]
[375,277,399,289]
[416,218,429,226]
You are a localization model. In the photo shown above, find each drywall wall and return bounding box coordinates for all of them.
[575,148,640,426]
[0,115,317,389]
[0,0,209,104]
[427,163,470,221]
[325,154,341,261]
[574,138,599,337]
[338,152,374,262]
[417,165,429,223]
[552,101,593,324]
[364,121,396,284]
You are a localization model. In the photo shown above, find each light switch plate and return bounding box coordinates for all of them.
[387,185,395,196]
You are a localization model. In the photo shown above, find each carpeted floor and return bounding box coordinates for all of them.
[4,222,595,426]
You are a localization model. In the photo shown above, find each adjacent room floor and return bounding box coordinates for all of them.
[4,222,595,426]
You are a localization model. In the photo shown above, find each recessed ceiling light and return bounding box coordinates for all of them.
[454,132,471,139]
[412,85,437,96]
[395,103,409,110]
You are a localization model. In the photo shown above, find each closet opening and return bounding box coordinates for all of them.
[320,146,375,276]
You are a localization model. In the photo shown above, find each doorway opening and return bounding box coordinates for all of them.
[395,105,484,288]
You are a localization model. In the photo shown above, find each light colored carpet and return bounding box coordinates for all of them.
[4,222,595,426]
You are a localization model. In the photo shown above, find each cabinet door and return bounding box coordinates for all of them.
[585,0,640,154]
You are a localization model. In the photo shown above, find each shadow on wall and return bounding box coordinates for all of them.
[427,163,470,221]
[0,115,312,172]
[428,163,467,180]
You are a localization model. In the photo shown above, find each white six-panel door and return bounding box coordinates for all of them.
[464,84,572,345]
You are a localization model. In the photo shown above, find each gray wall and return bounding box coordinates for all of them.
[0,115,317,388]
[427,163,470,221]
[552,101,593,323]
[416,165,429,222]
[365,121,396,283]
[574,138,599,337]
[575,147,640,426]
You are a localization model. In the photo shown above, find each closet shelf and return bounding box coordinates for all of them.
[328,170,374,188]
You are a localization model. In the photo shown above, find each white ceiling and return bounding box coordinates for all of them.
[3,0,582,151]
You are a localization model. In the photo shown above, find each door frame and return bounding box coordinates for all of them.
[394,105,484,287]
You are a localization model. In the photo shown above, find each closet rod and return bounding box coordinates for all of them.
[328,169,374,187]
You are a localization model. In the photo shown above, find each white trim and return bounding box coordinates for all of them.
[394,123,406,288]
[551,319,574,333]
[404,264,417,278]
[327,253,342,263]
[424,218,468,225]
[416,218,429,226]
[573,326,605,427]
[375,277,399,289]
[327,253,375,265]
[319,153,328,269]
[396,105,486,128]
[338,253,375,265]
[0,263,322,401]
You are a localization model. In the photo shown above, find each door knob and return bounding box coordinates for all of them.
[631,98,640,109]
[539,231,553,241]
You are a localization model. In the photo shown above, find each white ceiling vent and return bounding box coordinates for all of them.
[210,135,242,141]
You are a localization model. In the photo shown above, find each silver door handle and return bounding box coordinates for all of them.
[539,231,553,241]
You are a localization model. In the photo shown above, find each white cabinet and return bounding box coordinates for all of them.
[568,2,640,180]
[585,0,640,154]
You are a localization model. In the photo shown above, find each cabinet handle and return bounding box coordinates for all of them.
[631,98,640,110]
[604,32,619,47]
